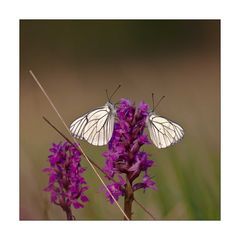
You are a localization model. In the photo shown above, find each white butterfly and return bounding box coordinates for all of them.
[146,95,184,149]
[69,86,120,146]
[70,102,115,146]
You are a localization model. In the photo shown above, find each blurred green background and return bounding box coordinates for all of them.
[20,20,220,220]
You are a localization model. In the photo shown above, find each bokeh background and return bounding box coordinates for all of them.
[20,20,220,220]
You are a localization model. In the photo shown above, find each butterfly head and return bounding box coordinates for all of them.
[146,111,154,125]
[106,101,114,108]
[105,101,116,115]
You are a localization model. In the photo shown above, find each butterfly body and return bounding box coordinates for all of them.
[70,102,115,146]
[146,112,184,149]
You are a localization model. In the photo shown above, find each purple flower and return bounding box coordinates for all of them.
[143,175,157,190]
[102,99,157,203]
[133,175,157,192]
[101,176,125,204]
[43,142,89,218]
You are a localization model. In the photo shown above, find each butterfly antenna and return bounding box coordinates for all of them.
[153,95,165,112]
[105,89,110,102]
[151,93,155,111]
[109,84,121,102]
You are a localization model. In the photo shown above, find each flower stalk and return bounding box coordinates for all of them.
[63,205,74,220]
[124,176,134,220]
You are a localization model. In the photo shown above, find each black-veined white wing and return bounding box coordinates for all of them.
[70,102,115,146]
[147,113,184,149]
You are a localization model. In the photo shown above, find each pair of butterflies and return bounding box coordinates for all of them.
[69,96,184,149]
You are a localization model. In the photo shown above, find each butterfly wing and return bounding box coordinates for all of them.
[147,113,184,149]
[70,103,115,146]
[70,113,88,140]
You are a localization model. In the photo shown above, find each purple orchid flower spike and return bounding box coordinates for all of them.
[43,142,89,220]
[101,99,157,219]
